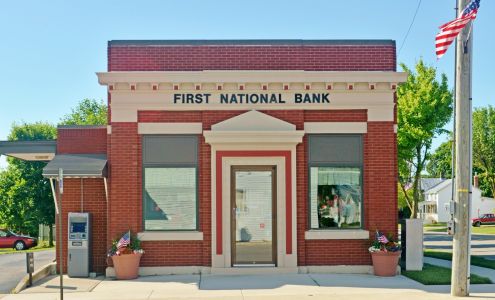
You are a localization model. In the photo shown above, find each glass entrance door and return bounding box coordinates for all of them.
[231,166,276,266]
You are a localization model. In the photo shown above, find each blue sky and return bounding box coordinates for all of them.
[0,0,493,168]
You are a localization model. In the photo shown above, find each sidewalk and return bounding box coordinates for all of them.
[2,272,495,300]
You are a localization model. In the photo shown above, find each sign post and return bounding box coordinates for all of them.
[58,168,64,300]
[26,252,34,287]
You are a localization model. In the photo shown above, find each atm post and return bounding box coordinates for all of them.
[67,212,91,277]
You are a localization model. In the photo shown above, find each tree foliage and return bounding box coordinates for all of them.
[426,138,453,179]
[0,99,108,244]
[426,135,493,198]
[397,59,453,218]
[0,122,56,237]
[60,98,107,125]
[473,106,495,197]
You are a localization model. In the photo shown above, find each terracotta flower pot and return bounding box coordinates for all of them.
[111,253,142,280]
[371,251,401,277]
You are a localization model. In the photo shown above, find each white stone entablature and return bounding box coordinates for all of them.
[96,70,407,123]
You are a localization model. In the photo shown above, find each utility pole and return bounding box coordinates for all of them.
[58,168,64,300]
[451,0,473,296]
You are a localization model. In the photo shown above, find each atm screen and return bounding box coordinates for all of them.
[71,222,86,233]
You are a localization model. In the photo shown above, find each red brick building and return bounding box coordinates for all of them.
[1,40,406,275]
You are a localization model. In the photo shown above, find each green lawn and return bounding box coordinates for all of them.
[472,225,495,235]
[424,227,447,232]
[423,222,447,233]
[424,249,495,270]
[0,243,55,255]
[402,263,492,285]
[424,222,447,228]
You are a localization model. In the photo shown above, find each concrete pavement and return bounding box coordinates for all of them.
[1,273,494,300]
[0,250,55,294]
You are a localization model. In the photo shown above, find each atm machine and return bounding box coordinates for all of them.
[67,212,91,277]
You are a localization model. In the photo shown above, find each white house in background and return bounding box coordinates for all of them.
[419,177,495,224]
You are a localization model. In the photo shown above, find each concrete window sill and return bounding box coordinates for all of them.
[137,231,203,241]
[305,229,370,240]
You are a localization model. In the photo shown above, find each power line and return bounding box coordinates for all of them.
[398,0,422,57]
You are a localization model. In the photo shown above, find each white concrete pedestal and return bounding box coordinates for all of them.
[404,219,423,271]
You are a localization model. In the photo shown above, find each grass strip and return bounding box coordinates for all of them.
[424,227,447,232]
[0,246,55,255]
[423,222,447,228]
[424,249,495,270]
[472,226,495,235]
[402,263,492,285]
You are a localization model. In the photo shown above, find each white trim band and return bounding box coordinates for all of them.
[304,230,370,240]
[138,123,203,134]
[204,130,304,145]
[304,122,367,134]
[137,231,204,241]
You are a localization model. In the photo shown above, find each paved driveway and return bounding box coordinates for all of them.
[424,232,495,260]
[0,249,55,294]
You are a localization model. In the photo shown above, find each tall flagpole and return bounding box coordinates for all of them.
[451,0,473,296]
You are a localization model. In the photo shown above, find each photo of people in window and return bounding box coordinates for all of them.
[310,167,362,229]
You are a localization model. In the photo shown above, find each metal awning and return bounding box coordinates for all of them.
[0,140,57,161]
[42,154,108,178]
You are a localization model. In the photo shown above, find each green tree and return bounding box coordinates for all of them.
[426,139,453,179]
[0,99,107,246]
[397,59,453,218]
[473,106,495,197]
[0,122,56,242]
[425,136,493,197]
[60,98,107,125]
[0,166,37,235]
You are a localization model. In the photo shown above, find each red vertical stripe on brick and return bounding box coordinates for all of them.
[215,152,223,255]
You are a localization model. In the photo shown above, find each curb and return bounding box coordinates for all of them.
[11,262,56,294]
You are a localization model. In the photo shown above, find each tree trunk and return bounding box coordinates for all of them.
[489,177,495,199]
[411,200,419,219]
[410,172,421,219]
[409,146,424,219]
[48,224,54,247]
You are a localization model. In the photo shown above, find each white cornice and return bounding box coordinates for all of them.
[97,70,407,85]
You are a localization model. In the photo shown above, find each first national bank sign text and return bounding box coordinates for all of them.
[173,93,330,105]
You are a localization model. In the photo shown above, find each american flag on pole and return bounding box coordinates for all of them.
[116,231,131,249]
[376,231,389,244]
[435,0,480,59]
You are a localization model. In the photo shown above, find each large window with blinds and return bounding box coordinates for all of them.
[308,135,363,230]
[142,135,198,231]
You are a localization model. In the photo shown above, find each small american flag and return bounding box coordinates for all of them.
[116,231,130,249]
[435,0,480,59]
[376,232,389,244]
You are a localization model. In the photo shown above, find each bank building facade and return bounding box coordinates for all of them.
[0,40,406,275]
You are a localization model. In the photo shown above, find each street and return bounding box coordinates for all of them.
[424,232,495,260]
[0,249,55,294]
